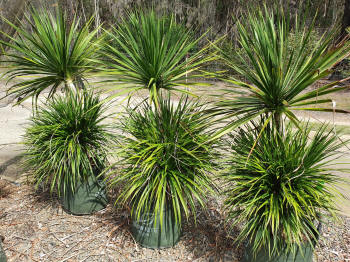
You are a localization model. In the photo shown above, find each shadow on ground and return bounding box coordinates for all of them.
[0,155,23,176]
[183,205,242,261]
[0,179,13,198]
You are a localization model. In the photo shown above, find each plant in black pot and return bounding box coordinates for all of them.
[101,10,217,249]
[23,90,115,215]
[107,96,218,248]
[223,121,347,262]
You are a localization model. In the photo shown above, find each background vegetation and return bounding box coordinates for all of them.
[0,0,349,81]
[0,0,349,51]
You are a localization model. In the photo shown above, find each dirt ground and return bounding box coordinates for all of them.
[0,179,349,262]
[0,179,241,262]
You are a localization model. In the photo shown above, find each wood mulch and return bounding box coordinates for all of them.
[0,179,349,262]
[0,179,239,262]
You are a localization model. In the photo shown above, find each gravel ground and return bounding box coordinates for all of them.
[0,179,349,262]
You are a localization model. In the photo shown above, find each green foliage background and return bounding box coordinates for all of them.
[0,0,346,49]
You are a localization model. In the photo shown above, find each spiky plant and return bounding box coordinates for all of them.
[223,120,347,258]
[0,8,101,106]
[212,6,350,137]
[101,10,214,105]
[23,90,115,196]
[107,96,218,227]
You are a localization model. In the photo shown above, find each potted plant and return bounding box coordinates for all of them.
[222,121,347,262]
[101,10,217,247]
[0,7,108,215]
[107,96,218,248]
[23,90,115,215]
[212,6,350,261]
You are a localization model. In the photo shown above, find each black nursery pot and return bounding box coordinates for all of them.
[242,241,314,262]
[242,223,321,262]
[0,240,6,262]
[131,207,181,249]
[61,175,108,215]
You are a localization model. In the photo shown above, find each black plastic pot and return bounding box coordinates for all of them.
[0,240,6,262]
[131,208,181,249]
[242,242,314,262]
[61,175,108,215]
[242,223,321,262]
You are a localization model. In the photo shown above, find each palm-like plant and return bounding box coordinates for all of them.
[107,96,218,227]
[23,90,115,196]
[213,7,350,136]
[0,8,101,106]
[101,10,214,105]
[223,121,346,258]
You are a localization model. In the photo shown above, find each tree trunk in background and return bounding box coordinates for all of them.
[340,0,350,40]
[0,0,26,54]
[94,0,100,35]
[58,0,75,24]
[0,0,347,51]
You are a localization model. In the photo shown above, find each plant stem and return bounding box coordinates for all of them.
[274,112,282,134]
